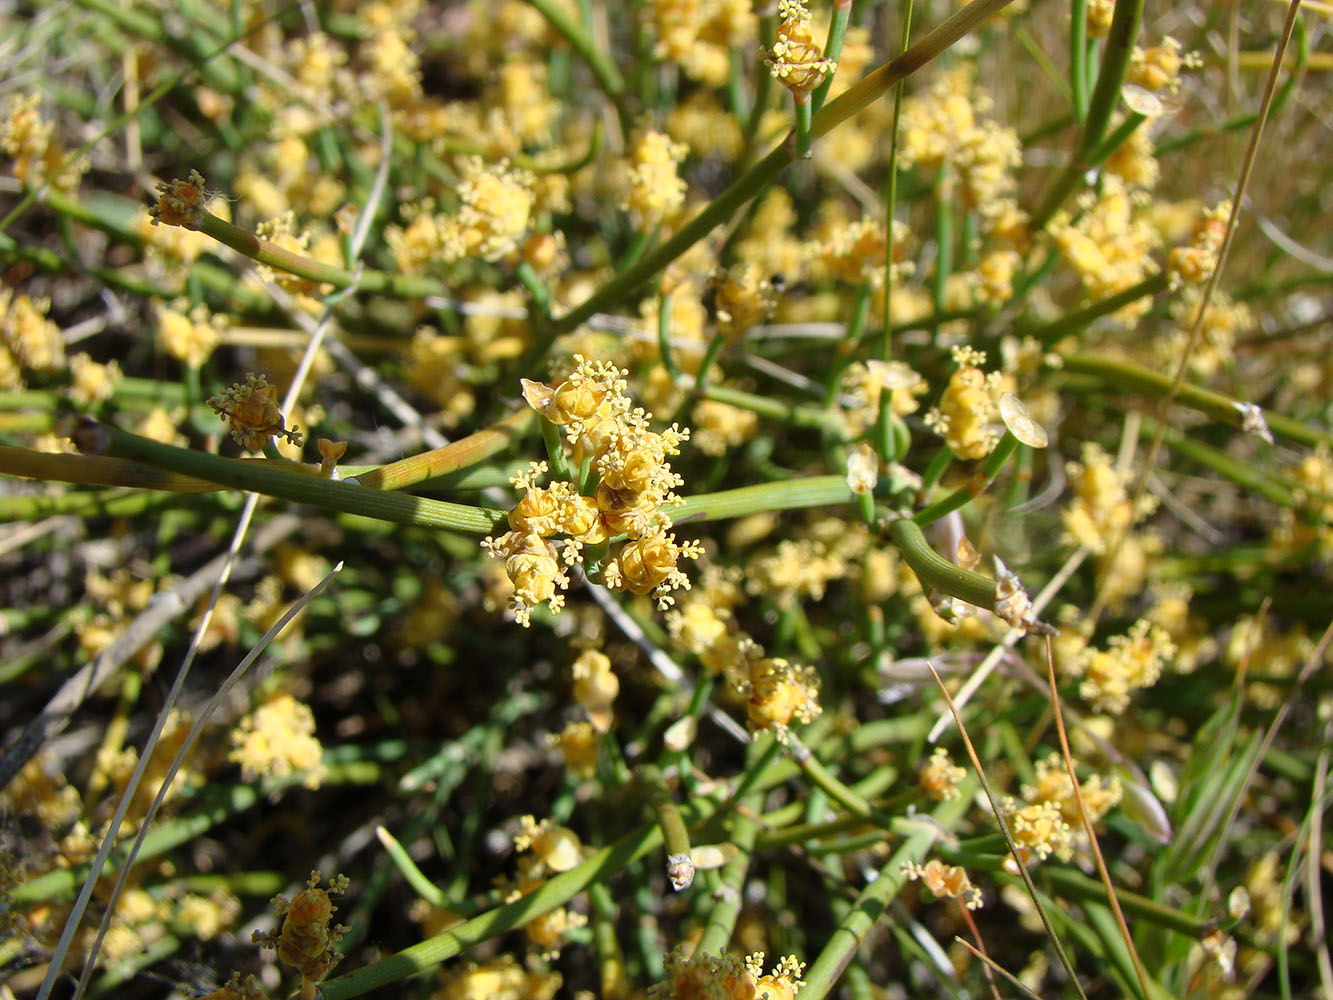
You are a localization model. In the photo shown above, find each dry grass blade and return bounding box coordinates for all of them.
[1043,636,1154,1000]
[34,99,397,1000]
[69,561,345,999]
[926,662,1089,1000]
[954,936,1045,1000]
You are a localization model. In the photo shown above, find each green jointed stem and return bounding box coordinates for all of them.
[699,385,842,431]
[886,516,997,609]
[11,784,261,905]
[1022,272,1169,345]
[912,432,1019,525]
[526,0,626,101]
[1070,0,1090,120]
[810,0,853,114]
[1142,418,1301,508]
[638,764,694,891]
[196,212,446,299]
[658,291,683,381]
[794,98,814,159]
[354,410,535,491]
[549,0,1017,342]
[1060,352,1332,449]
[81,422,506,534]
[674,475,855,524]
[692,811,762,957]
[376,826,451,908]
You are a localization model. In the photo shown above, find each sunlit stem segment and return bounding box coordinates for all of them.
[913,432,1019,525]
[75,420,506,534]
[354,410,536,491]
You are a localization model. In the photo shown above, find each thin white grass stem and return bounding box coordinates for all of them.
[71,562,344,1000]
[1044,637,1154,1000]
[927,546,1088,742]
[50,103,396,1000]
[0,517,290,790]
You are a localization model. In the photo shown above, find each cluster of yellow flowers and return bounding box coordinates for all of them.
[1061,442,1154,553]
[902,858,983,909]
[435,954,562,1000]
[1054,177,1159,323]
[1011,753,1123,869]
[229,693,325,789]
[1167,199,1231,289]
[1128,36,1201,94]
[924,346,1008,460]
[1279,445,1333,558]
[919,747,967,802]
[156,300,224,369]
[667,570,822,739]
[483,356,701,626]
[898,66,1022,220]
[650,947,806,1000]
[0,91,87,193]
[503,817,589,956]
[207,372,303,452]
[253,872,349,1000]
[624,129,688,230]
[570,647,619,731]
[1068,619,1175,713]
[0,289,64,391]
[763,0,836,103]
[388,157,537,272]
[711,263,778,341]
[649,0,756,86]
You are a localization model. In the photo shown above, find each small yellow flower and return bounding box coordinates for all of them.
[919,747,967,802]
[230,693,325,789]
[514,815,584,872]
[150,169,213,230]
[252,871,348,1000]
[207,372,303,452]
[903,858,983,909]
[763,0,836,102]
[624,129,688,229]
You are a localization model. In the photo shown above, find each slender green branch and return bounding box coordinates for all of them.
[799,793,972,1000]
[526,0,627,102]
[376,826,451,908]
[354,410,535,491]
[196,212,447,299]
[77,421,506,534]
[912,432,1019,525]
[637,765,695,891]
[674,475,855,524]
[699,385,843,431]
[1070,0,1090,120]
[886,516,997,609]
[1141,418,1301,508]
[810,0,854,114]
[1021,272,1169,345]
[1059,352,1332,449]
